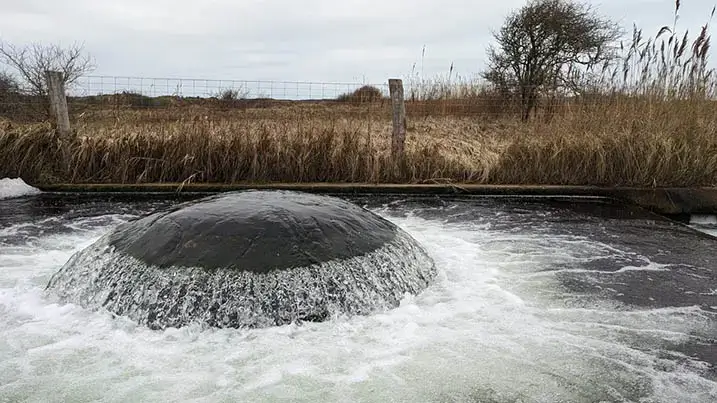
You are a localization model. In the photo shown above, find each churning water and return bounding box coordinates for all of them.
[691,215,717,238]
[1,193,716,403]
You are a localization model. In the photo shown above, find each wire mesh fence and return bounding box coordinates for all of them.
[0,73,627,123]
[70,76,391,101]
[0,75,396,122]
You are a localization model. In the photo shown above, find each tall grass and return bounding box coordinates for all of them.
[490,0,717,186]
[0,1,716,187]
[0,106,500,184]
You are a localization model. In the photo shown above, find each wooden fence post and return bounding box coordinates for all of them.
[388,78,406,161]
[45,70,71,138]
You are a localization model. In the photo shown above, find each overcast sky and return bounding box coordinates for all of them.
[0,0,715,95]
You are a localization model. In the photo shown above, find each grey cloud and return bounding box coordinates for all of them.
[0,0,715,89]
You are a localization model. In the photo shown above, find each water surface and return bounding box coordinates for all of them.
[1,193,716,402]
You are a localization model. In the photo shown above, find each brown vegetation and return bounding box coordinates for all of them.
[0,0,716,187]
[1,92,715,187]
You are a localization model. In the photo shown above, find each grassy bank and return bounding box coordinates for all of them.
[1,95,716,187]
[1,3,716,187]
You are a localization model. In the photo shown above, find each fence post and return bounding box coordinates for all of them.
[45,70,71,138]
[388,78,406,161]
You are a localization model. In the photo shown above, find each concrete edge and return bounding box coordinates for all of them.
[34,183,717,215]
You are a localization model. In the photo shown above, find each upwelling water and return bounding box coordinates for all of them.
[1,194,716,403]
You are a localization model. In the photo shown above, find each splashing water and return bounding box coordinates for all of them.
[0,178,40,200]
[45,229,436,330]
[1,194,716,402]
[691,215,717,238]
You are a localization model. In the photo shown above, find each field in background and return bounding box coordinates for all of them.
[2,2,717,187]
[1,89,716,187]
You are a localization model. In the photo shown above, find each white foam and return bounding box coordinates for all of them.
[0,177,41,200]
[1,208,716,402]
[691,215,717,225]
[690,215,717,238]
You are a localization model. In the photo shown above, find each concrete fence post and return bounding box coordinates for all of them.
[45,70,71,138]
[388,78,406,161]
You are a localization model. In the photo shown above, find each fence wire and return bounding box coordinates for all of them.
[70,76,390,101]
[0,74,653,123]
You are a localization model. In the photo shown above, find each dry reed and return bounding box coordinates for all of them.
[1,1,716,187]
[1,97,715,187]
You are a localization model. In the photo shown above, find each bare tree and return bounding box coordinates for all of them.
[483,0,622,120]
[0,41,95,97]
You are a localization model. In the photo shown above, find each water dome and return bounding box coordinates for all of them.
[45,190,436,329]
